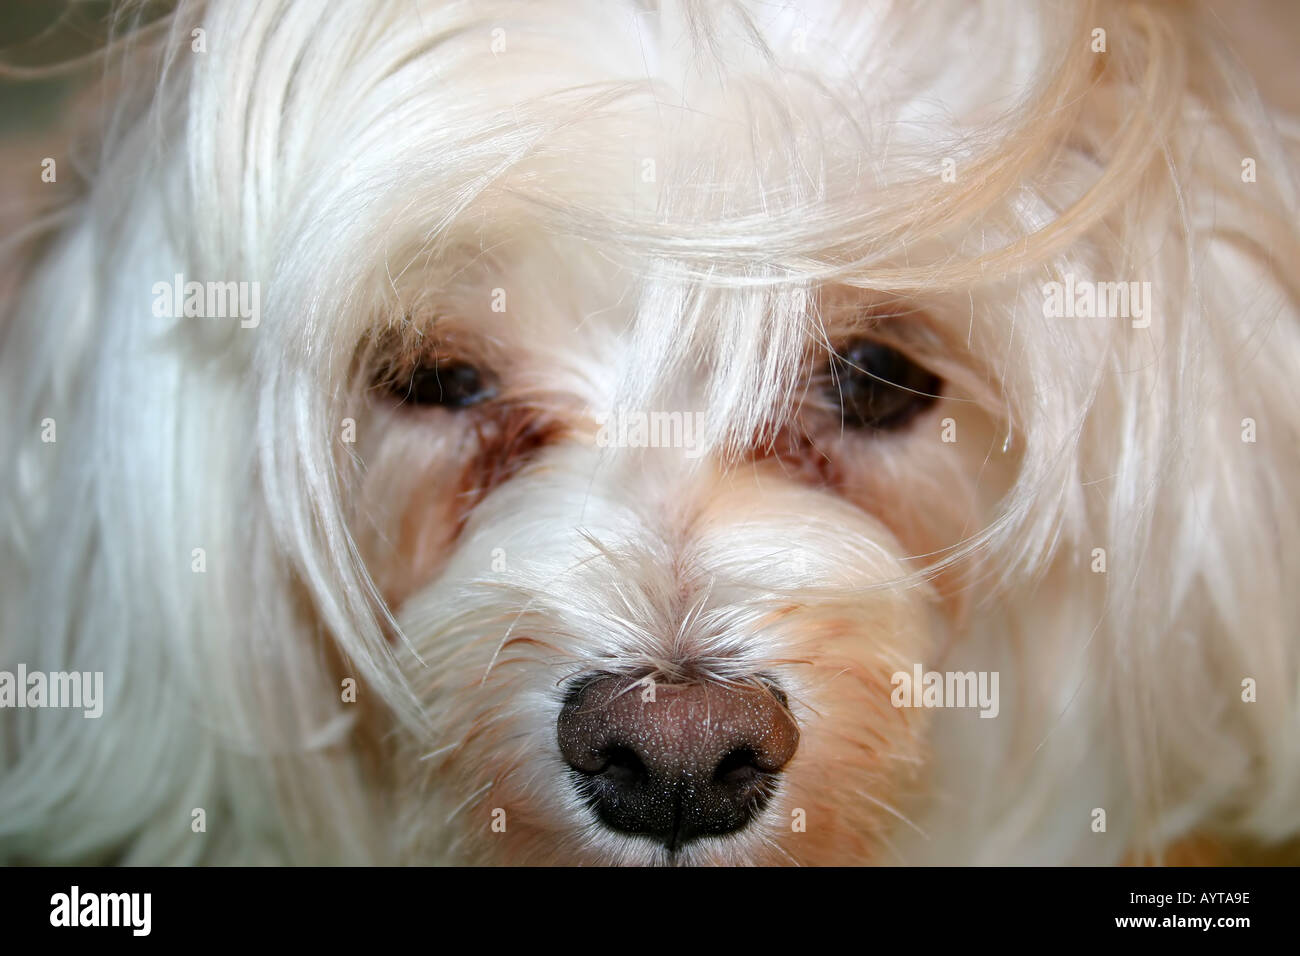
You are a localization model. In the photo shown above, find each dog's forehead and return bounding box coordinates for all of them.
[336,1,1053,265]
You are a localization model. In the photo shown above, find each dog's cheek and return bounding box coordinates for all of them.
[350,403,564,610]
[407,680,582,865]
[349,414,474,609]
[761,599,935,863]
[818,396,1017,621]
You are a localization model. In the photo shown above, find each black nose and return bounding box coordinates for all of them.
[557,674,799,851]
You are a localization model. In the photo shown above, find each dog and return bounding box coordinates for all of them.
[1,0,1297,866]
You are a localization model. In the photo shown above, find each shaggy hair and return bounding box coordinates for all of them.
[1,0,1297,865]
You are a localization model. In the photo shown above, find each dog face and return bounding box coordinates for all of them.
[348,252,993,863]
[3,0,1298,866]
[305,3,1068,863]
[331,192,1049,864]
[264,3,1031,864]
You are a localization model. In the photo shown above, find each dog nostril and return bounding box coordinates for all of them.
[556,675,799,851]
[598,745,648,786]
[713,747,761,786]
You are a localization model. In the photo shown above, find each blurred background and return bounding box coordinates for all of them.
[0,1,108,134]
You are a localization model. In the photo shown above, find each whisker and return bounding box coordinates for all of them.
[855,789,929,840]
[444,780,494,826]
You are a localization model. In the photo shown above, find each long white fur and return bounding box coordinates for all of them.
[1,0,1297,864]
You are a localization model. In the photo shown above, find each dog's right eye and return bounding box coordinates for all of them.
[827,339,940,431]
[382,361,496,408]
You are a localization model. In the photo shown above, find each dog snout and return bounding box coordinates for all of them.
[556,674,799,851]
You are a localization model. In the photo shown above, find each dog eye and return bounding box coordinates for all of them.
[385,361,495,408]
[828,339,940,430]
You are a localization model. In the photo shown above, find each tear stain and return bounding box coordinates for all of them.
[455,403,566,531]
[381,402,564,613]
[748,421,844,489]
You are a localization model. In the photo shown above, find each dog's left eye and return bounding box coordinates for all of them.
[828,339,940,430]
[385,361,495,408]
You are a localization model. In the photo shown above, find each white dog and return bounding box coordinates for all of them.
[1,0,1297,865]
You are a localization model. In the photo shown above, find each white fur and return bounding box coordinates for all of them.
[1,0,1297,864]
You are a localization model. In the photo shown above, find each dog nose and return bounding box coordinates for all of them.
[557,675,799,850]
